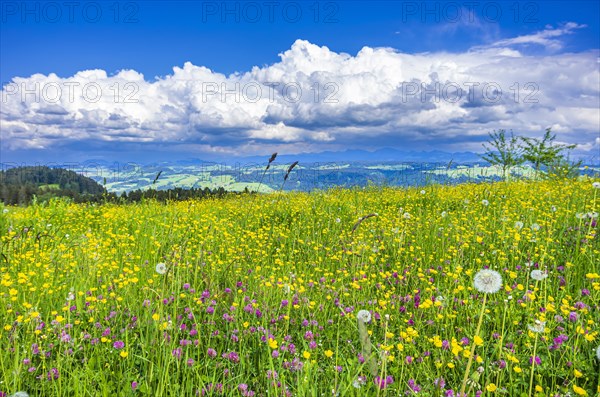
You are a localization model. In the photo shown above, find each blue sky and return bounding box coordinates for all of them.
[1,1,599,163]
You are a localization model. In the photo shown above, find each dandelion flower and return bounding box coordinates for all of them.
[155,263,167,275]
[481,199,489,206]
[441,211,447,218]
[592,181,600,189]
[514,221,524,230]
[530,270,548,281]
[403,212,411,219]
[596,345,600,360]
[473,269,502,294]
[528,320,546,333]
[531,223,540,231]
[357,310,371,323]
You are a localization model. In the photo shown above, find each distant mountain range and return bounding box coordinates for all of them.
[77,148,481,167]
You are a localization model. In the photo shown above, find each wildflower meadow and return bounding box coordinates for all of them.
[1,179,599,396]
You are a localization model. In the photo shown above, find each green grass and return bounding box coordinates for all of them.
[0,179,599,396]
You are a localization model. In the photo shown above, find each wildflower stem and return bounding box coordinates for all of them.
[528,333,539,397]
[496,300,509,386]
[460,293,487,397]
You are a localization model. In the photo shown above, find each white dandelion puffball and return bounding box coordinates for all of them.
[155,262,167,275]
[473,269,503,294]
[530,270,548,281]
[481,199,489,206]
[441,211,447,218]
[596,345,600,360]
[420,190,426,195]
[357,310,372,323]
[514,221,524,230]
[527,320,546,334]
[403,212,411,219]
[11,392,30,397]
[531,223,540,231]
[593,182,600,189]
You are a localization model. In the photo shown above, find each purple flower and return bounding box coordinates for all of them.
[374,375,394,390]
[529,356,541,366]
[172,348,182,359]
[568,312,578,322]
[113,341,125,349]
[47,367,60,381]
[434,377,446,389]
[131,381,138,390]
[228,351,240,363]
[406,378,421,393]
[187,358,195,367]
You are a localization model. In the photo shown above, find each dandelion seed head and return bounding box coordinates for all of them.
[596,345,600,360]
[473,269,502,294]
[514,221,524,230]
[530,270,548,281]
[527,320,546,333]
[592,181,600,189]
[155,263,167,275]
[481,199,489,206]
[356,310,371,323]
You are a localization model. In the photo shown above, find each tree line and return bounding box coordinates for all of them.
[0,166,244,205]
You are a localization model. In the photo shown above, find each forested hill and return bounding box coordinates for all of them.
[0,166,107,205]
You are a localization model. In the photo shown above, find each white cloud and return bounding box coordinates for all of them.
[1,23,598,158]
[476,22,586,52]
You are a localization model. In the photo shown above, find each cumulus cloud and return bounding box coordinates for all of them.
[1,23,598,160]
